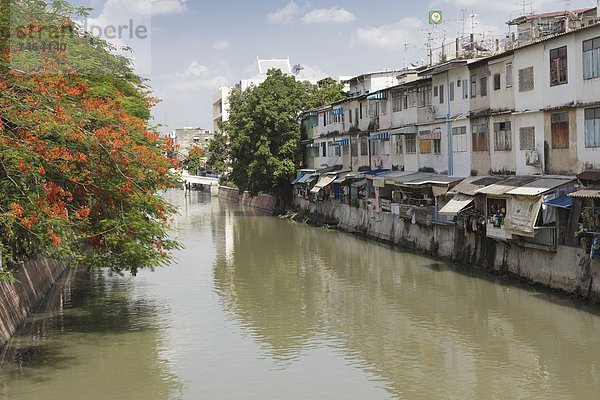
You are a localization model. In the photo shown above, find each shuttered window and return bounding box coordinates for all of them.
[419,131,432,154]
[472,124,489,152]
[549,46,568,86]
[493,122,512,151]
[551,112,569,149]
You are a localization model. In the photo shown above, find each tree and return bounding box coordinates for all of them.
[184,145,204,175]
[222,70,346,204]
[0,0,179,281]
[206,128,230,175]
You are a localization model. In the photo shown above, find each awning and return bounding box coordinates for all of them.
[569,189,600,198]
[544,195,573,208]
[351,179,369,188]
[330,108,344,115]
[367,92,387,100]
[438,194,475,215]
[291,173,307,185]
[306,143,320,148]
[505,178,575,197]
[310,173,338,193]
[334,172,356,184]
[420,131,442,140]
[297,173,317,184]
[504,196,543,237]
[369,132,390,141]
[475,176,537,196]
[391,125,418,135]
[334,139,349,146]
[299,139,314,145]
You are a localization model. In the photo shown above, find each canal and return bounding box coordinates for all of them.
[1,190,600,399]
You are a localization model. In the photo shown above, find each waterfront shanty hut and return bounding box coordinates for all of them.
[475,176,576,246]
[568,171,600,256]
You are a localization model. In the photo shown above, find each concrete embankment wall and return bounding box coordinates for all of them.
[295,198,600,302]
[0,258,67,348]
[218,186,277,214]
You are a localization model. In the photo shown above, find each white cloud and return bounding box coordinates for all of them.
[302,7,356,24]
[150,0,187,15]
[161,61,231,93]
[212,39,230,50]
[266,1,300,25]
[355,17,425,50]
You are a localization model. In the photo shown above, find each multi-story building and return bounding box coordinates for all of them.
[212,86,233,134]
[172,127,213,159]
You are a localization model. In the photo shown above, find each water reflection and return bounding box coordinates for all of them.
[0,268,182,400]
[212,199,600,400]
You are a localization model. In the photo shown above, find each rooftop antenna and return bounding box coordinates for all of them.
[292,64,304,75]
[515,1,533,15]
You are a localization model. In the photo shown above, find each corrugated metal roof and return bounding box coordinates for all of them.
[569,189,600,198]
[393,172,434,184]
[505,178,574,196]
[402,175,463,186]
[577,170,600,182]
[475,176,536,196]
[449,176,506,196]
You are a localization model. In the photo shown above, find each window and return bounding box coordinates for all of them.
[382,140,390,155]
[585,107,600,147]
[452,126,467,152]
[406,134,417,154]
[583,37,600,80]
[321,141,327,157]
[392,92,403,112]
[493,121,512,151]
[418,86,431,107]
[550,46,568,86]
[439,84,444,104]
[322,113,326,126]
[419,131,432,154]
[449,81,454,101]
[380,100,387,114]
[519,126,536,150]
[519,67,534,92]
[395,137,403,154]
[470,75,477,98]
[359,103,363,119]
[342,144,349,156]
[506,63,513,87]
[407,88,418,108]
[360,137,368,155]
[472,124,489,152]
[551,112,569,149]
[480,77,488,97]
[370,140,379,156]
[433,86,438,97]
[462,79,468,99]
[493,73,501,90]
[333,142,341,157]
[349,110,352,124]
[368,101,379,118]
[351,138,358,156]
[433,139,441,154]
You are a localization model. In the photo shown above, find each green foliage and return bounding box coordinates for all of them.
[221,70,346,201]
[206,128,230,175]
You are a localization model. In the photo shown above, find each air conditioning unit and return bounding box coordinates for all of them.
[525,150,541,166]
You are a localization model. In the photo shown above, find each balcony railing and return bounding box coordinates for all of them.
[523,226,558,247]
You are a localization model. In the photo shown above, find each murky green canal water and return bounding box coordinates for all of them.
[1,190,600,399]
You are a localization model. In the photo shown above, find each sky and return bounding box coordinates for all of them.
[74,0,598,133]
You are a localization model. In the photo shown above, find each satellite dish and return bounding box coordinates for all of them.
[292,64,304,75]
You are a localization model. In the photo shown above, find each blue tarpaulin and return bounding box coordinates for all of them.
[544,195,573,209]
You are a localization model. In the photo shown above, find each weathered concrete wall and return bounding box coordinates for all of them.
[295,198,600,302]
[0,258,67,348]
[240,192,277,214]
[218,186,277,214]
[217,186,240,202]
